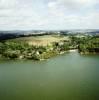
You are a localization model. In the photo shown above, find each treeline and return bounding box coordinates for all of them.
[68,34,99,54]
[0,34,99,60]
[0,40,71,60]
[0,32,58,41]
[78,36,99,54]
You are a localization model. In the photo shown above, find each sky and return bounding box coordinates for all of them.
[0,0,99,30]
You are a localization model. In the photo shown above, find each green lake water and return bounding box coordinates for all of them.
[0,51,99,100]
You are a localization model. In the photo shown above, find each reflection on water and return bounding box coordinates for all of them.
[0,51,99,100]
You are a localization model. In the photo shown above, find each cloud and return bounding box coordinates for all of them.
[0,0,18,9]
[0,0,99,30]
[48,0,98,14]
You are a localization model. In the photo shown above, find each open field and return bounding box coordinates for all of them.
[9,35,70,46]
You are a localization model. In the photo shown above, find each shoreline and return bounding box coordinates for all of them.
[0,34,99,61]
[0,49,99,61]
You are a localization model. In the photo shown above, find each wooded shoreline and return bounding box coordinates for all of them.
[0,34,99,60]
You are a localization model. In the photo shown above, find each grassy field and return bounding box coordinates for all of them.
[9,35,69,46]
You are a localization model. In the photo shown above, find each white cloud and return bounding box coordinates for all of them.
[0,0,99,30]
[48,0,97,14]
[0,0,18,9]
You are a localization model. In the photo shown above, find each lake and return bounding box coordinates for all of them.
[0,51,99,100]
